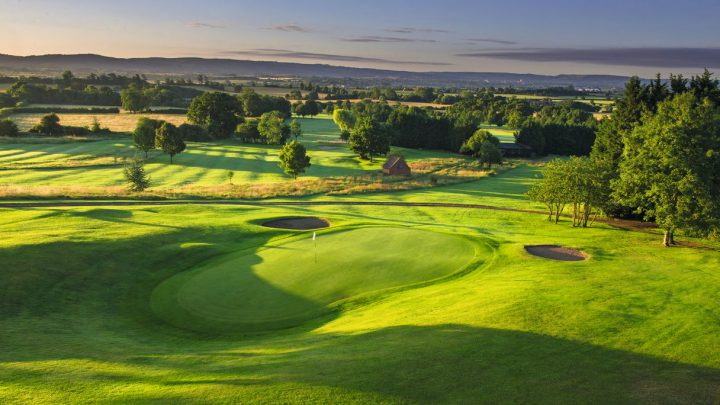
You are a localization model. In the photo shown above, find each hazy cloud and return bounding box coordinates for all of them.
[456,47,720,68]
[185,21,225,29]
[223,49,452,66]
[341,36,436,43]
[385,27,450,34]
[466,38,518,45]
[270,24,311,33]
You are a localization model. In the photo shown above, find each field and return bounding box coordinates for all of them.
[1,167,719,403]
[0,116,478,198]
[479,124,516,142]
[9,112,187,132]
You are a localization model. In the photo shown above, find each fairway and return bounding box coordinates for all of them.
[0,116,460,191]
[152,226,482,333]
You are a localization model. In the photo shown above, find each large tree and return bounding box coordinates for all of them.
[332,109,356,131]
[187,92,243,139]
[121,86,150,113]
[614,93,720,246]
[257,111,290,145]
[155,122,186,163]
[460,129,502,168]
[348,116,391,162]
[278,140,311,179]
[132,117,162,157]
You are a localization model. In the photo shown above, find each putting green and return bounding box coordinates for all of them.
[151,227,484,333]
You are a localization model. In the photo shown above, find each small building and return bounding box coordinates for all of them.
[382,156,412,176]
[498,142,533,158]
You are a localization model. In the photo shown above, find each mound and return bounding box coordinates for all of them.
[525,245,587,261]
[262,217,329,230]
[151,227,485,333]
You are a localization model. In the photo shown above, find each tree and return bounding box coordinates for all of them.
[303,100,320,117]
[348,117,391,162]
[187,92,243,139]
[155,122,186,163]
[123,157,150,191]
[460,130,502,168]
[278,140,311,179]
[121,86,150,113]
[257,111,290,145]
[0,119,19,137]
[529,157,612,227]
[690,68,720,105]
[528,159,570,224]
[132,117,162,157]
[332,108,356,131]
[60,70,74,87]
[614,93,720,246]
[290,119,302,140]
[29,113,63,135]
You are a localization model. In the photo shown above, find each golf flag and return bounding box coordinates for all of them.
[312,232,316,240]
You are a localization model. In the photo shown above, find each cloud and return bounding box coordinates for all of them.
[270,24,311,33]
[385,27,450,34]
[466,38,518,46]
[223,49,452,66]
[456,47,720,68]
[341,36,436,43]
[185,21,225,29]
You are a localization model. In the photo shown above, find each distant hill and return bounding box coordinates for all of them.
[0,53,635,88]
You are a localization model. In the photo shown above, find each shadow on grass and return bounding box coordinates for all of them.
[145,324,720,403]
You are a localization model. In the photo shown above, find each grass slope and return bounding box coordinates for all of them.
[1,166,719,403]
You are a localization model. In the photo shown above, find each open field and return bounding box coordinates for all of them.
[1,165,719,403]
[8,112,188,132]
[0,117,478,198]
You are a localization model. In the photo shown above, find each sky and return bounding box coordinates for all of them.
[1,0,720,76]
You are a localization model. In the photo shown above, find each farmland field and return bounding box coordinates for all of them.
[8,112,188,132]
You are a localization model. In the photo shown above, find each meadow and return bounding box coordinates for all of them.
[9,111,187,132]
[1,166,719,403]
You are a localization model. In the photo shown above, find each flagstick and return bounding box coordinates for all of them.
[313,231,317,264]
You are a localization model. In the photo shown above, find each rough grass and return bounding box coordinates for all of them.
[1,167,719,402]
[9,112,187,132]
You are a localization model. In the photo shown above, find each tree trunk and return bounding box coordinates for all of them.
[170,154,173,164]
[663,230,675,247]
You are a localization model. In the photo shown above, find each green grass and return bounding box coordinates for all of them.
[0,116,458,190]
[152,226,483,333]
[1,164,719,403]
[478,124,516,143]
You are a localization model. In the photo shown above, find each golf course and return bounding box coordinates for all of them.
[2,4,720,400]
[1,161,719,403]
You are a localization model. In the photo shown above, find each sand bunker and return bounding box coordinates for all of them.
[262,217,329,230]
[524,245,588,261]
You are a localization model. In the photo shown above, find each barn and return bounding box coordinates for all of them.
[382,156,412,176]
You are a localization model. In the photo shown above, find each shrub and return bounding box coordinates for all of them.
[0,119,19,137]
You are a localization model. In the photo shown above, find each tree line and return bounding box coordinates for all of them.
[529,70,720,246]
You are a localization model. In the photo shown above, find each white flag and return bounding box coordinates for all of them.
[312,232,316,241]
